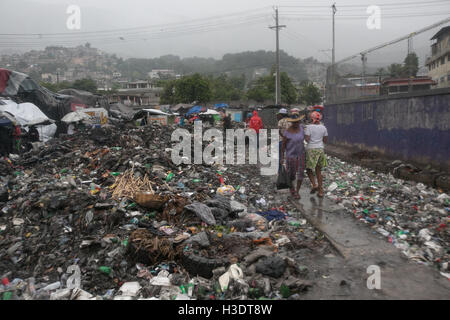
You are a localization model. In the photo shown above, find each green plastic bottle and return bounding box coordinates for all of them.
[166,172,174,182]
[99,266,112,275]
[3,292,12,300]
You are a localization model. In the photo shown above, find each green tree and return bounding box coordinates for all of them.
[247,72,298,104]
[72,78,98,93]
[210,74,243,101]
[160,74,212,104]
[280,72,298,105]
[388,63,405,78]
[160,80,177,104]
[404,53,419,77]
[299,82,322,105]
[175,74,212,103]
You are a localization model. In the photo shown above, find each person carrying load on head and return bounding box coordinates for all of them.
[281,113,306,199]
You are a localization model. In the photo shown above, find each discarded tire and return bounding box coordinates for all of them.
[436,175,450,191]
[181,250,229,279]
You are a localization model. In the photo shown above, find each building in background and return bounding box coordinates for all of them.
[108,80,163,106]
[381,77,436,95]
[148,69,176,80]
[426,26,450,88]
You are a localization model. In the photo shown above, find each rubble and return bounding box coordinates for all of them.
[323,157,449,268]
[0,121,326,300]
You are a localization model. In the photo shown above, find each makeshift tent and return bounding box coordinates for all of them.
[171,103,193,113]
[109,103,135,121]
[62,111,93,123]
[185,105,204,117]
[142,109,170,116]
[133,108,170,121]
[0,100,55,126]
[0,68,39,96]
[58,89,108,109]
[0,100,58,142]
[214,103,229,109]
[0,68,87,121]
[200,109,220,115]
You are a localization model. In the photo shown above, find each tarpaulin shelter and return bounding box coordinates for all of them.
[214,103,229,109]
[0,68,87,122]
[132,108,170,120]
[0,100,57,142]
[171,103,193,113]
[0,100,54,126]
[61,111,93,124]
[58,89,109,109]
[185,105,204,117]
[109,103,135,121]
[200,109,220,115]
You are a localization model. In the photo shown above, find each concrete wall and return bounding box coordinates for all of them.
[324,88,450,171]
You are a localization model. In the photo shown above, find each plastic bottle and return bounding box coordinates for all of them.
[166,171,174,182]
[99,266,112,275]
[3,292,12,300]
[42,281,61,291]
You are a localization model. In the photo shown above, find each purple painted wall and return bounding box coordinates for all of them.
[324,89,450,170]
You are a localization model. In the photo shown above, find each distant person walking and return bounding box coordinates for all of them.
[223,113,232,130]
[12,124,22,154]
[305,111,328,198]
[248,110,263,148]
[281,113,306,199]
[277,108,290,171]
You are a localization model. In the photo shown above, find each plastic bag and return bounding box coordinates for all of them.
[276,165,292,190]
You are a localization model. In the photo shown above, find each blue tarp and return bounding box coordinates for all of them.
[256,210,287,222]
[185,105,203,116]
[0,118,13,127]
[214,103,229,109]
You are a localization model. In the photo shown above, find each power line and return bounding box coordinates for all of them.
[279,0,449,9]
[0,15,271,47]
[280,12,450,20]
[0,7,272,37]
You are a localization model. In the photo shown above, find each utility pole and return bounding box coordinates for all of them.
[407,35,414,93]
[330,3,337,102]
[269,7,286,106]
[361,53,367,97]
[332,3,337,68]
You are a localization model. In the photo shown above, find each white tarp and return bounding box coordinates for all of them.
[62,111,93,123]
[0,101,54,126]
[37,124,57,142]
[62,108,108,125]
[142,109,170,116]
[200,109,220,115]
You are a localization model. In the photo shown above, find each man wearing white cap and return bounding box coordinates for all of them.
[290,108,300,115]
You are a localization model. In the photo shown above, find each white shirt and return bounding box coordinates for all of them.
[67,124,75,135]
[305,124,328,149]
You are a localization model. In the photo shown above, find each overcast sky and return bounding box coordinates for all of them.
[0,0,449,66]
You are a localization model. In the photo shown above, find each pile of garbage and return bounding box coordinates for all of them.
[0,122,327,300]
[323,157,449,271]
